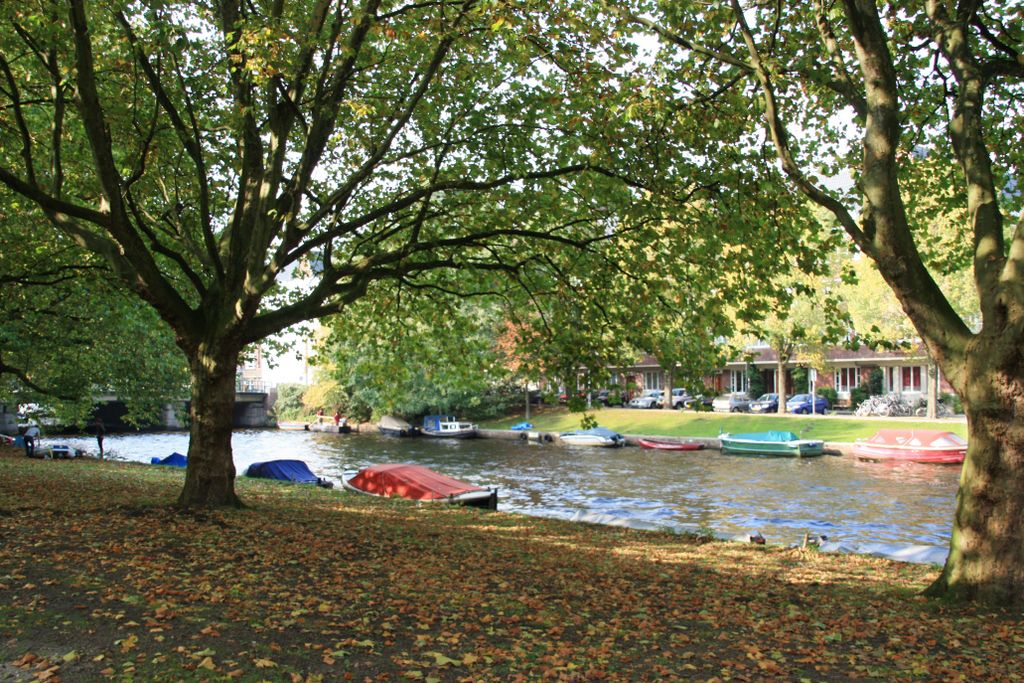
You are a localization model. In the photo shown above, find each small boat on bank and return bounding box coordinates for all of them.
[343,463,497,509]
[245,459,333,487]
[421,415,477,439]
[852,429,967,464]
[378,415,419,437]
[277,421,309,431]
[559,427,625,448]
[150,452,188,467]
[637,438,703,451]
[719,430,824,457]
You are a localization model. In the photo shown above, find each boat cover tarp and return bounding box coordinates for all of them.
[727,430,801,442]
[865,429,966,448]
[379,415,412,432]
[347,463,483,501]
[151,452,188,467]
[510,422,534,431]
[246,459,319,484]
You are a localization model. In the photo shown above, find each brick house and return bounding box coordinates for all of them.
[608,342,954,406]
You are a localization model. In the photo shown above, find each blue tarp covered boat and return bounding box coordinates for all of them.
[150,452,188,467]
[245,459,333,487]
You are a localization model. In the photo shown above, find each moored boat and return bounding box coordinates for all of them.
[637,438,703,451]
[719,430,824,457]
[150,452,188,467]
[277,421,309,431]
[421,415,477,439]
[559,426,625,448]
[378,415,418,437]
[852,429,967,464]
[245,459,334,487]
[343,463,497,509]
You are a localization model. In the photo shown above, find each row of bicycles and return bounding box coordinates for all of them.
[853,392,954,417]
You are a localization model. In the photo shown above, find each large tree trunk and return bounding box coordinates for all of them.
[177,347,242,508]
[924,343,1024,605]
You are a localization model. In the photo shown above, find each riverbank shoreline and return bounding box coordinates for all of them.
[1,446,1018,681]
[296,419,860,455]
[9,425,953,568]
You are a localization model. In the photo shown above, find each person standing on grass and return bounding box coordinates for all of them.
[23,424,40,458]
[92,416,106,459]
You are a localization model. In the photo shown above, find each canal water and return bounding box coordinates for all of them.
[53,429,959,563]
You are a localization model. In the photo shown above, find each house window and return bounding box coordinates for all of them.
[834,367,860,394]
[729,370,747,393]
[887,366,923,393]
[644,372,662,390]
[902,366,923,392]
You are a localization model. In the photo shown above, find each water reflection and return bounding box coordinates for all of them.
[51,429,959,550]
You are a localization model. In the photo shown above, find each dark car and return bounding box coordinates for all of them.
[749,393,779,413]
[786,393,830,414]
[597,389,624,407]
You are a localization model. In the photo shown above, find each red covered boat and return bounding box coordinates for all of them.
[637,438,703,451]
[343,463,497,509]
[852,429,967,464]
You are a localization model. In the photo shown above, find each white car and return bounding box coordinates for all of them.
[712,392,751,413]
[628,391,663,409]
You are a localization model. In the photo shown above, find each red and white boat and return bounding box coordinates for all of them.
[637,438,703,451]
[852,429,967,464]
[343,463,497,509]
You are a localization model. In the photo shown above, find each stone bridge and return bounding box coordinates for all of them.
[92,380,275,431]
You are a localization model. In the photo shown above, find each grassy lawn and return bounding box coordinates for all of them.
[484,406,968,442]
[1,445,1018,682]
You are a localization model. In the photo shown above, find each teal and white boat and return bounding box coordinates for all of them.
[719,430,824,457]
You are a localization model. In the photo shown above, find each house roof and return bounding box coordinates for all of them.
[619,343,931,372]
[725,343,930,368]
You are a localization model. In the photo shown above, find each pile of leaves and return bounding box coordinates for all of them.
[1,447,1020,682]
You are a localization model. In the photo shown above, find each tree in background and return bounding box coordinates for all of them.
[728,230,849,414]
[319,282,520,420]
[0,215,186,426]
[271,383,306,422]
[632,0,1024,604]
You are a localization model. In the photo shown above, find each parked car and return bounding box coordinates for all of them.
[628,390,663,409]
[685,394,715,410]
[712,392,750,413]
[596,389,624,407]
[749,393,779,413]
[786,393,830,414]
[669,388,694,409]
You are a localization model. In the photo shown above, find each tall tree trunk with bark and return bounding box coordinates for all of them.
[924,336,1024,603]
[177,345,242,508]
